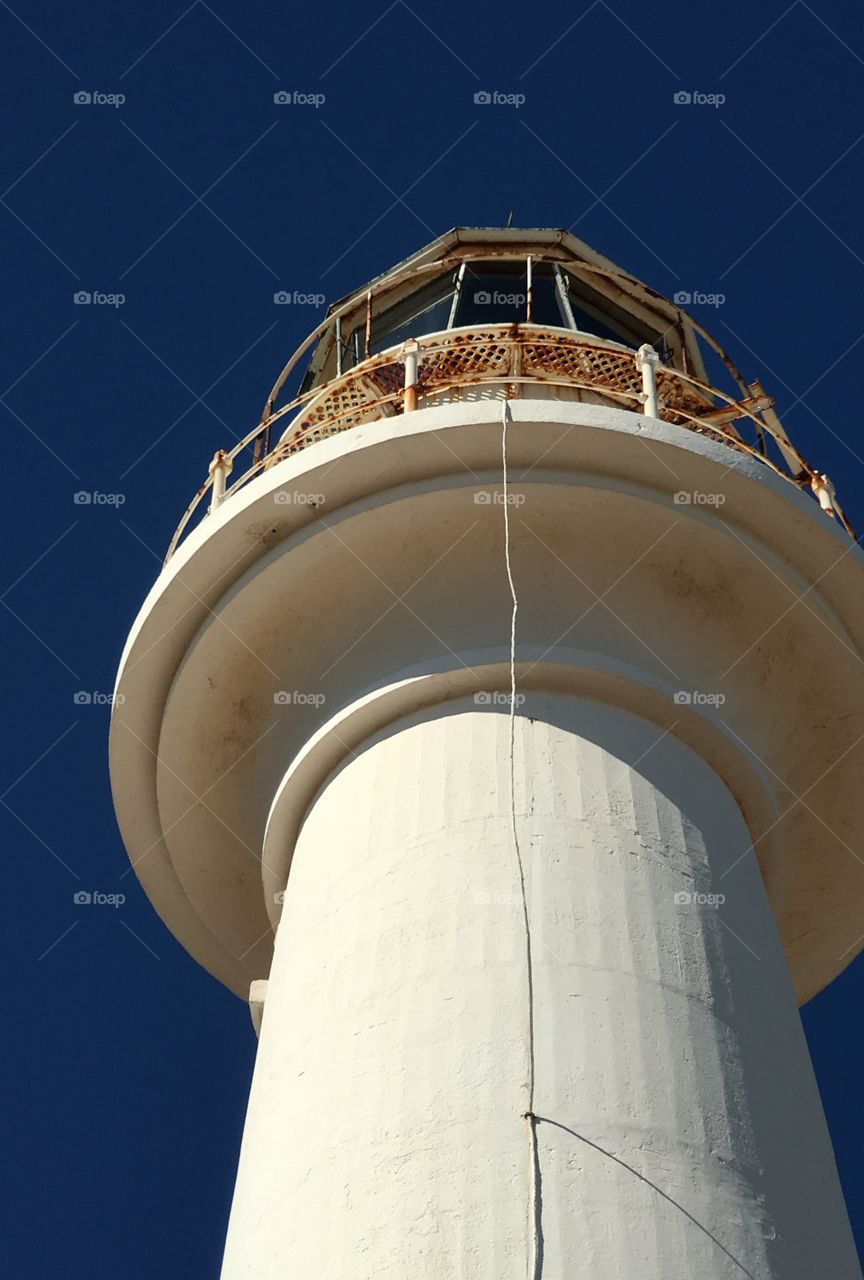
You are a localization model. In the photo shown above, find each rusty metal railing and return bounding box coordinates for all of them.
[165,325,854,560]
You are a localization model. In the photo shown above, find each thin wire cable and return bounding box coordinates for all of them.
[501,397,541,1279]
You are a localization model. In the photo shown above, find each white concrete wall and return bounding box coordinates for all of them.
[220,693,860,1279]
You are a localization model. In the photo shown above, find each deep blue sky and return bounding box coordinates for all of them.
[4,1,864,1274]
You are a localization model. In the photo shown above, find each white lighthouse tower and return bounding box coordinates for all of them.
[110,228,864,1278]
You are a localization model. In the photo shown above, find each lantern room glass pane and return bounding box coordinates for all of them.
[456,263,528,326]
[558,270,657,350]
[566,297,631,346]
[336,258,667,374]
[369,274,457,354]
[530,266,567,327]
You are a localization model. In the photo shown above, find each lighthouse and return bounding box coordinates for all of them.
[110,228,864,1277]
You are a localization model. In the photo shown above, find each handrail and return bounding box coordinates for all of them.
[165,325,855,560]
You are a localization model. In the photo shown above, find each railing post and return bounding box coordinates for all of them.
[209,450,233,511]
[403,339,419,412]
[335,315,343,377]
[635,344,660,418]
[811,472,837,518]
[364,290,372,360]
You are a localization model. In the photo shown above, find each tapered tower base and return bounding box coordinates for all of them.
[220,694,859,1278]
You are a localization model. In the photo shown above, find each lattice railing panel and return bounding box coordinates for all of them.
[289,330,721,438]
[416,334,512,387]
